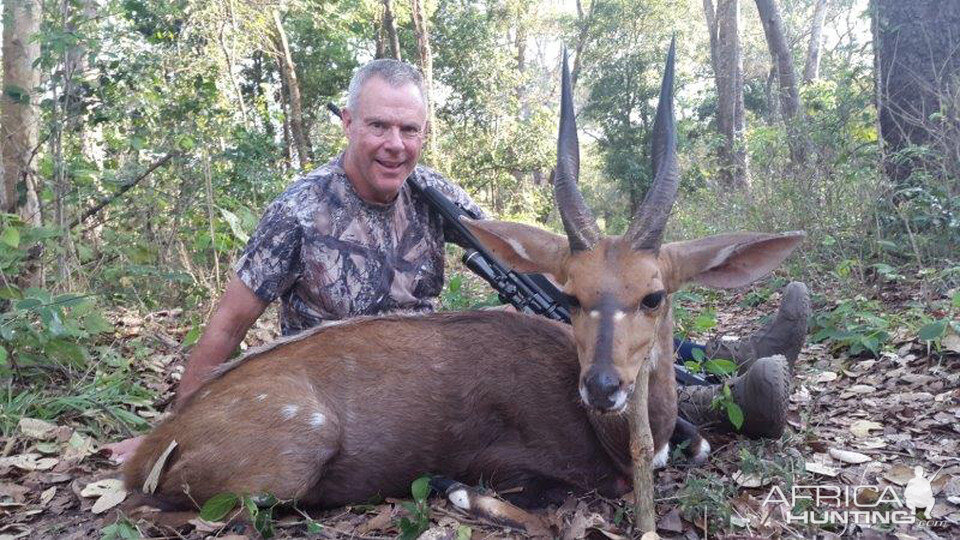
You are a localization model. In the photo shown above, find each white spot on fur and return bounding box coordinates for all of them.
[579,384,590,406]
[613,311,626,322]
[589,310,600,319]
[448,488,471,510]
[694,438,711,463]
[281,404,299,419]
[255,393,267,401]
[652,444,670,469]
[506,238,529,261]
[310,412,326,427]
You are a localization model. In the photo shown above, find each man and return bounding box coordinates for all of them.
[109,58,809,461]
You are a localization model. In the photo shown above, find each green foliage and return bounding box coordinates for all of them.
[198,492,279,537]
[677,470,736,533]
[439,265,501,312]
[398,476,432,540]
[199,492,240,522]
[100,518,141,540]
[811,298,891,357]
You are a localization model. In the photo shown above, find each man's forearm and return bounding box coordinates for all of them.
[175,323,249,409]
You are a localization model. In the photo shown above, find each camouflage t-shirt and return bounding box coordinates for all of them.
[234,154,486,336]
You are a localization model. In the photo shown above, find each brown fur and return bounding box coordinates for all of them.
[126,311,650,508]
[127,228,802,512]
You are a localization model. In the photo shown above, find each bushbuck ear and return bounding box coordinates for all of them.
[660,231,805,291]
[461,218,570,278]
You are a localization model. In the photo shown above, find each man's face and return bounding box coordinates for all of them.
[342,76,427,204]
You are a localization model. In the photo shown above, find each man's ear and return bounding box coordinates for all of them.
[659,232,805,292]
[341,108,354,134]
[461,218,570,280]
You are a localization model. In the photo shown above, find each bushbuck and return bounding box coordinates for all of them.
[125,42,803,519]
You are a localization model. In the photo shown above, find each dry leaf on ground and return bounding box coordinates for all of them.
[850,420,884,437]
[18,418,58,439]
[829,448,873,464]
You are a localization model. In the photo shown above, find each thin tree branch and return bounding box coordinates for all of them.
[69,152,179,230]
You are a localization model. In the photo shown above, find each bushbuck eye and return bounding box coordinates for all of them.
[640,291,665,310]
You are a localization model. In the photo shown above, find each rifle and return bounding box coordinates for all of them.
[325,102,712,386]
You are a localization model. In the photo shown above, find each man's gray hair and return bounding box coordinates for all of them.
[346,59,427,112]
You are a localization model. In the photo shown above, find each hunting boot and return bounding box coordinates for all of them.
[676,282,811,438]
[677,355,791,439]
[705,281,811,374]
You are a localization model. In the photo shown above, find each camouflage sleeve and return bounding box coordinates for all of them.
[415,167,489,220]
[233,199,303,303]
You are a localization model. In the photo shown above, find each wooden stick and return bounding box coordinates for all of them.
[629,362,656,533]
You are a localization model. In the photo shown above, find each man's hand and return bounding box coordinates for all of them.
[105,435,144,464]
[174,276,268,409]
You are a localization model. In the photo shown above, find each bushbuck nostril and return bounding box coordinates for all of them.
[584,368,620,408]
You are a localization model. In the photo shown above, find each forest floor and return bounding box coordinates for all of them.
[1,278,958,539]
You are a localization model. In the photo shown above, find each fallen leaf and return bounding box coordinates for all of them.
[850,420,883,438]
[18,418,58,439]
[884,465,916,486]
[39,486,56,505]
[829,448,873,464]
[91,484,127,514]
[847,384,876,394]
[81,478,125,498]
[142,439,177,494]
[357,505,393,534]
[805,462,839,477]
[0,482,31,503]
[640,532,661,540]
[656,508,683,533]
[62,432,96,463]
[0,453,59,471]
[944,332,960,354]
[188,518,227,533]
[814,371,838,383]
[857,439,888,450]
[732,470,771,488]
[35,442,59,455]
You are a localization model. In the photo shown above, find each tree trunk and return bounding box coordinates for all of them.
[706,0,750,189]
[571,0,597,90]
[383,0,402,61]
[411,0,436,157]
[272,10,312,169]
[755,0,806,163]
[375,7,387,59]
[873,0,960,185]
[2,0,42,226]
[803,0,829,83]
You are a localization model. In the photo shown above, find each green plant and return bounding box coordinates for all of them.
[439,269,500,311]
[199,492,279,538]
[918,317,960,353]
[677,470,735,533]
[100,518,141,540]
[398,476,432,540]
[681,348,742,428]
[810,298,891,356]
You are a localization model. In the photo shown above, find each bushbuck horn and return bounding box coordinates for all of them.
[625,37,679,252]
[555,48,600,252]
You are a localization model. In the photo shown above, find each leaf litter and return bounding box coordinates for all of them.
[1,286,957,538]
